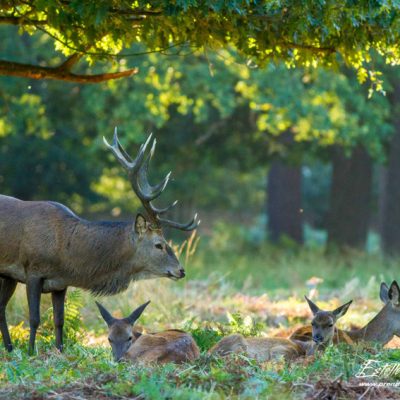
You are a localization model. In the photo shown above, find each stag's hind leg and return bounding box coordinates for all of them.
[51,288,67,352]
[26,277,43,354]
[0,277,17,352]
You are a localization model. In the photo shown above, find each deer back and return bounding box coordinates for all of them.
[209,334,312,362]
[125,330,200,364]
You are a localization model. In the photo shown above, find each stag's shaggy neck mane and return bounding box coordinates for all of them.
[62,217,142,296]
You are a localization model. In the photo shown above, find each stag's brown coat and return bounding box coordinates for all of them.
[0,195,182,295]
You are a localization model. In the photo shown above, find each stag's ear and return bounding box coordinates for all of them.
[380,282,390,304]
[95,301,116,327]
[305,296,320,315]
[333,300,352,319]
[388,281,400,306]
[134,214,148,236]
[124,300,151,325]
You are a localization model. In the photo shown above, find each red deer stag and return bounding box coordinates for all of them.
[0,129,199,353]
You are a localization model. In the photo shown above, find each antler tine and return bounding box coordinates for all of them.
[114,127,134,163]
[135,138,172,201]
[158,213,201,231]
[149,200,178,215]
[103,130,134,171]
[129,133,153,174]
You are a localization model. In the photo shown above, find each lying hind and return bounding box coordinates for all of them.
[209,298,352,362]
[290,281,400,346]
[96,300,200,363]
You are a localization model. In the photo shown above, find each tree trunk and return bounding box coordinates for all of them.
[267,161,303,244]
[381,79,400,255]
[378,166,388,236]
[327,145,372,250]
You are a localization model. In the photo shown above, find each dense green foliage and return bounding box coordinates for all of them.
[2,0,400,73]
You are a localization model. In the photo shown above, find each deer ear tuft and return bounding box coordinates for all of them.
[389,281,400,306]
[333,300,352,319]
[380,282,390,304]
[305,296,320,315]
[134,214,148,236]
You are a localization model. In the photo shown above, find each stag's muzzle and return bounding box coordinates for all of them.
[167,268,185,280]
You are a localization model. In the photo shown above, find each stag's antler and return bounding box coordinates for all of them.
[103,128,200,231]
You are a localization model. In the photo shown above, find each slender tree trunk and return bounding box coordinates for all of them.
[381,80,400,255]
[327,145,373,250]
[267,161,303,244]
[378,166,388,236]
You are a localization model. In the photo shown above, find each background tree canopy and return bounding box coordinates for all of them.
[1,1,400,84]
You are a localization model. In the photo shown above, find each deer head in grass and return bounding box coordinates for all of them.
[305,296,352,347]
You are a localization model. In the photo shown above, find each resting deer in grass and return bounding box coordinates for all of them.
[290,281,400,346]
[0,129,199,353]
[96,301,200,363]
[210,299,352,362]
[209,334,315,361]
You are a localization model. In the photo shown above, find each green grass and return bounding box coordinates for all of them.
[1,237,400,399]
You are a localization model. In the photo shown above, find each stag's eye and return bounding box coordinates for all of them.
[128,336,133,341]
[328,324,333,328]
[155,243,163,250]
[108,338,113,343]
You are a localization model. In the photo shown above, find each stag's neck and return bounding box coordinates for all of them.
[70,219,134,268]
[60,219,143,295]
[344,305,393,345]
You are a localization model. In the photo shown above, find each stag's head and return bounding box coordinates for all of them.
[379,280,400,337]
[305,296,352,346]
[96,300,150,361]
[104,130,199,280]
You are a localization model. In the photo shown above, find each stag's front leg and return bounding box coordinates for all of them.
[26,277,43,354]
[0,277,17,352]
[51,288,67,352]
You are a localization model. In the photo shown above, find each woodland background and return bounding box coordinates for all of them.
[1,26,400,256]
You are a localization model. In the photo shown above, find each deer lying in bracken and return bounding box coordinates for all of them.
[290,281,400,346]
[96,301,200,363]
[0,130,199,353]
[209,298,352,362]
